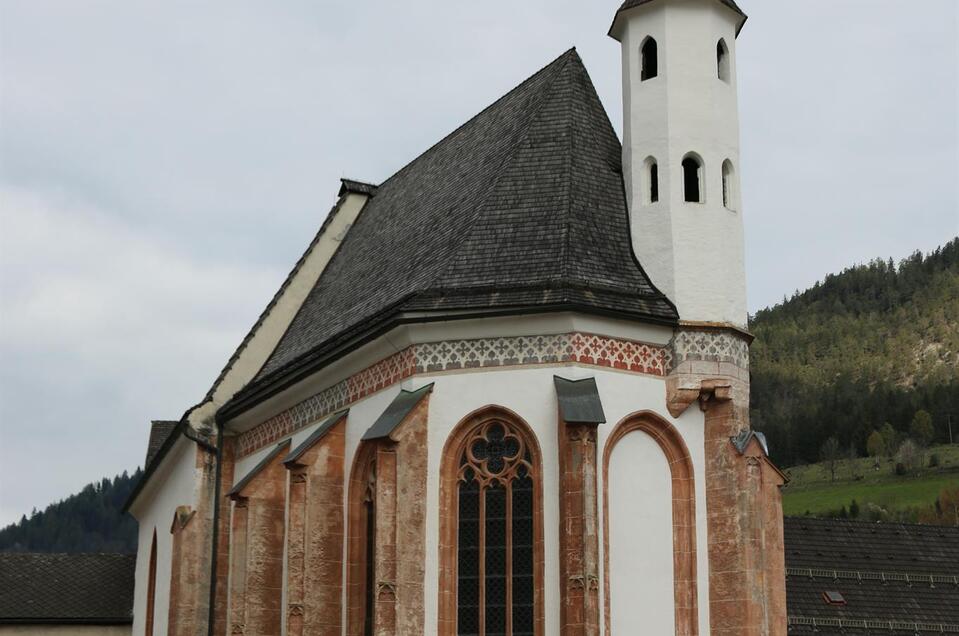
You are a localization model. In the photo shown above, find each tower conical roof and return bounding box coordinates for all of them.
[609,0,748,39]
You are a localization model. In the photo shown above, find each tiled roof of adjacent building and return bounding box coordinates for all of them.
[230,49,676,408]
[145,420,178,466]
[784,517,959,635]
[0,553,135,624]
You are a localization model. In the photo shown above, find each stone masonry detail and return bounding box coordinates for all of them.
[236,332,671,458]
[665,325,787,635]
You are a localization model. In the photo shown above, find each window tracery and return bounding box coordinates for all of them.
[440,409,543,636]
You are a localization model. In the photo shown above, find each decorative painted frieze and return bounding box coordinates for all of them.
[236,332,670,457]
[669,328,749,371]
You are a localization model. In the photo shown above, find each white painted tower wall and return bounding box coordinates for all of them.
[615,0,748,327]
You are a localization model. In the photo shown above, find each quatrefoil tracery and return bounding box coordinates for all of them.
[458,420,532,487]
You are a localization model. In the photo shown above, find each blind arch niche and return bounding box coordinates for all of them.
[602,411,699,635]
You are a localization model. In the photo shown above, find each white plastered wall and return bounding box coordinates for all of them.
[419,365,710,636]
[243,364,708,636]
[223,308,712,636]
[607,428,674,633]
[618,0,748,327]
[129,437,201,636]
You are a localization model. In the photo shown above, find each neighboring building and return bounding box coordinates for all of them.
[124,1,791,635]
[0,553,135,635]
[783,517,959,635]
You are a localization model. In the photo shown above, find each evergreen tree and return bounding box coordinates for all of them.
[0,469,141,553]
[866,430,884,467]
[910,410,935,448]
[750,238,959,467]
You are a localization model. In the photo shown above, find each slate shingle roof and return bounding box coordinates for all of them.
[241,49,675,399]
[784,517,959,634]
[0,553,135,624]
[145,420,178,466]
[338,178,378,198]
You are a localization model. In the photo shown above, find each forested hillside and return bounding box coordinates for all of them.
[0,471,140,553]
[750,237,959,467]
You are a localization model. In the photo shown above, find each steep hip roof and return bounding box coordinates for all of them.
[232,49,676,408]
[0,553,135,625]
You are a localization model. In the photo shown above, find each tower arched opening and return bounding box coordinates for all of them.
[682,154,704,203]
[641,37,658,81]
[717,39,730,82]
[644,156,659,204]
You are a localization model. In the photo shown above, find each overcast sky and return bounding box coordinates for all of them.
[1,1,956,527]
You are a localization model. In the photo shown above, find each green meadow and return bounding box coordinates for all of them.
[781,444,959,518]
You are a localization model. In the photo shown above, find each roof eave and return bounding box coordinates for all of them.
[217,301,678,427]
[608,0,748,41]
[228,440,291,499]
[123,405,216,514]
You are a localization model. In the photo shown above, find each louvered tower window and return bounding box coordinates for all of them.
[456,421,536,636]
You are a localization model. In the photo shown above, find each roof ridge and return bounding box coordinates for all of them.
[372,48,578,197]
[431,50,578,287]
[560,54,577,289]
[201,192,354,402]
[785,515,959,532]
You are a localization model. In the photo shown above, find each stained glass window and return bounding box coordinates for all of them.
[456,421,536,635]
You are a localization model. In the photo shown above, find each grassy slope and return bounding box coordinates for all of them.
[781,443,959,516]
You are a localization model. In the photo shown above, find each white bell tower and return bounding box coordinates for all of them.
[610,0,748,328]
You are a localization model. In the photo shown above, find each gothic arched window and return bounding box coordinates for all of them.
[641,37,658,81]
[439,407,544,636]
[347,443,378,636]
[682,154,704,203]
[717,39,730,82]
[145,530,157,636]
[647,157,660,203]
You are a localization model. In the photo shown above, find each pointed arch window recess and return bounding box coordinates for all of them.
[347,444,380,636]
[363,471,376,636]
[457,421,536,636]
[722,159,735,210]
[641,38,658,81]
[717,39,730,82]
[682,155,703,203]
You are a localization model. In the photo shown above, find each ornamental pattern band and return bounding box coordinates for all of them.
[235,332,671,457]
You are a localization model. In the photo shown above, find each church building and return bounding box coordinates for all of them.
[125,0,788,634]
